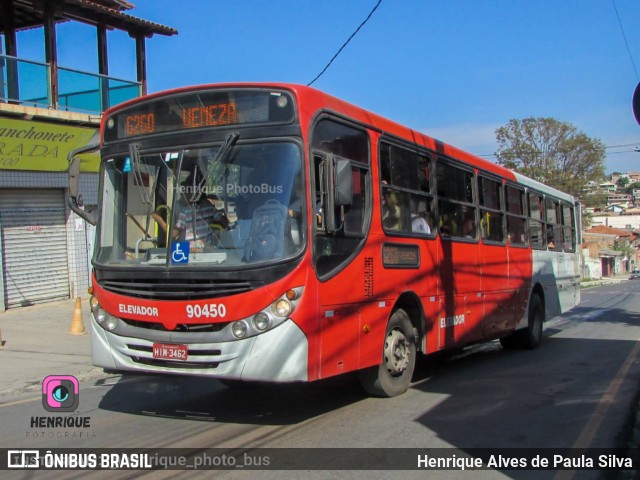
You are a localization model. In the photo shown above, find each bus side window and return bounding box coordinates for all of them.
[506,185,527,246]
[562,203,576,252]
[478,175,504,243]
[436,160,476,240]
[528,192,545,249]
[380,141,433,236]
[546,198,562,251]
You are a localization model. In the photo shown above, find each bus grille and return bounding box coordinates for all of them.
[121,319,230,332]
[99,278,253,300]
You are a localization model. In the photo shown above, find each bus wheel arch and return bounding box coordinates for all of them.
[499,286,545,350]
[358,298,420,397]
[393,292,424,350]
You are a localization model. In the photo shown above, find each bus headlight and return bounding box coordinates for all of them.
[104,316,119,331]
[273,299,291,317]
[232,321,248,339]
[96,309,108,324]
[90,296,100,316]
[252,312,270,331]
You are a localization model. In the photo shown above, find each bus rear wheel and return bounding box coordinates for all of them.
[499,293,544,350]
[358,309,416,397]
[521,293,544,349]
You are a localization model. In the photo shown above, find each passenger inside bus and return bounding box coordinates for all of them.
[234,163,301,260]
[167,169,229,252]
[410,198,431,234]
[382,185,401,230]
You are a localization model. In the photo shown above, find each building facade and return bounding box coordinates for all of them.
[0,0,176,309]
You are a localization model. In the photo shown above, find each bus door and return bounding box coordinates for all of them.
[313,151,371,378]
[310,118,372,379]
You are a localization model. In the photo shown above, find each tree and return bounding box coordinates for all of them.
[617,176,630,189]
[495,118,605,198]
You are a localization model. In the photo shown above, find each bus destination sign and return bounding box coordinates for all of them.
[104,89,294,142]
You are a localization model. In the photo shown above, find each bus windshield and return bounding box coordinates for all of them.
[96,140,304,268]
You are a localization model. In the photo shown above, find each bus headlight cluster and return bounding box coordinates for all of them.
[90,296,120,332]
[230,287,303,340]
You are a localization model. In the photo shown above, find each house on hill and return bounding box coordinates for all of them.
[582,226,639,279]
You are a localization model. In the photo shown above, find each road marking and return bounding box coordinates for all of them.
[0,396,40,408]
[553,337,640,480]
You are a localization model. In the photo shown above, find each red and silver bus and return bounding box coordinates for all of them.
[71,83,580,397]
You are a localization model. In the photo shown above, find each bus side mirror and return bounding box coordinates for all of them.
[333,157,353,207]
[69,155,80,200]
[68,145,98,226]
[323,155,353,234]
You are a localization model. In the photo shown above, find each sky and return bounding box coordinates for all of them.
[12,0,640,175]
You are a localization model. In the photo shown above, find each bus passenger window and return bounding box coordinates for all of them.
[436,161,476,240]
[478,176,504,243]
[562,204,576,252]
[506,185,527,246]
[545,198,562,251]
[528,192,545,249]
[380,142,433,236]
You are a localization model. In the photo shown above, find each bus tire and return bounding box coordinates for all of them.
[358,308,416,397]
[499,333,520,349]
[521,293,544,349]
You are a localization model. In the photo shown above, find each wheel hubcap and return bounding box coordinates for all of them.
[384,327,410,377]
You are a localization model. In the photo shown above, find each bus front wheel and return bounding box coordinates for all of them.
[358,308,416,397]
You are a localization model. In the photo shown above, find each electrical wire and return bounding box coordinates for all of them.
[476,143,640,158]
[307,0,383,87]
[612,0,639,81]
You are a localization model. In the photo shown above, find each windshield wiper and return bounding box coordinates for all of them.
[213,131,240,166]
[206,132,240,218]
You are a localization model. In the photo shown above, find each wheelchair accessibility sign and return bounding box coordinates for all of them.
[171,242,190,264]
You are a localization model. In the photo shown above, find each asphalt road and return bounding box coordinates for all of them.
[2,281,640,480]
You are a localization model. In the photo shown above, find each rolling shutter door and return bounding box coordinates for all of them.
[0,189,70,308]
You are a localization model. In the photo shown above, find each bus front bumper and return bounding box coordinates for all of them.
[90,317,308,382]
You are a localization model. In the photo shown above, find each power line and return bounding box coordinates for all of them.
[605,143,640,149]
[307,0,383,87]
[476,142,640,159]
[612,0,639,81]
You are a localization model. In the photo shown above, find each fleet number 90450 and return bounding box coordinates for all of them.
[186,303,227,319]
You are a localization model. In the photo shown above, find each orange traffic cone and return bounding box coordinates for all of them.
[69,297,85,335]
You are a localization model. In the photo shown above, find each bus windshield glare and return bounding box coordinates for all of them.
[96,140,304,267]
